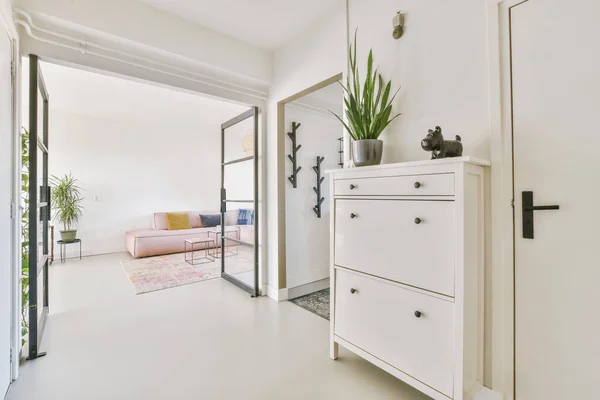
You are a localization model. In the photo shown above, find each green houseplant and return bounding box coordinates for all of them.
[332,32,401,166]
[50,173,84,243]
[21,129,30,346]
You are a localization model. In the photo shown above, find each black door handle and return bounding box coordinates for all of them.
[522,191,560,239]
[524,205,560,211]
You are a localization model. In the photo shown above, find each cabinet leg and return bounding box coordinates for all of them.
[330,341,339,360]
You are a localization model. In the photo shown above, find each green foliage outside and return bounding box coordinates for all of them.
[21,129,29,347]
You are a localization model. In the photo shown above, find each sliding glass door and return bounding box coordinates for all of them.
[27,55,50,359]
[220,107,259,297]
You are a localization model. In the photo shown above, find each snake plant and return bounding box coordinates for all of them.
[332,32,401,141]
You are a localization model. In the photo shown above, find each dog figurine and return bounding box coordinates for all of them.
[421,126,463,159]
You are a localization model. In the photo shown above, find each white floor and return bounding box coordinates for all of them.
[6,253,430,400]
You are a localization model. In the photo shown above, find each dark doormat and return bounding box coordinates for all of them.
[289,288,330,320]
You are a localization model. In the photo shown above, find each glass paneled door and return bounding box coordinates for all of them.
[220,107,259,297]
[27,55,50,359]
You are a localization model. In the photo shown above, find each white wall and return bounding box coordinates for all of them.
[0,5,14,392]
[284,104,342,290]
[48,111,223,257]
[348,0,493,386]
[1,0,12,25]
[266,0,347,294]
[348,0,490,162]
[1,0,19,383]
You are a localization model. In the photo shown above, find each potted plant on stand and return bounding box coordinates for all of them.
[332,33,401,167]
[50,173,84,243]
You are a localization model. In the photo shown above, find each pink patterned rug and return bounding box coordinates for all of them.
[121,248,254,295]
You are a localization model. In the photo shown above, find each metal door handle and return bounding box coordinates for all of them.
[522,191,560,239]
[524,205,560,211]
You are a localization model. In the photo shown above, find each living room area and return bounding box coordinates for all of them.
[20,57,260,320]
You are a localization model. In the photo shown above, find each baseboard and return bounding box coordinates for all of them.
[54,249,125,261]
[287,278,330,299]
[266,285,289,301]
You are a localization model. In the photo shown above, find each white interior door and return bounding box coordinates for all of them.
[0,29,13,397]
[512,1,600,398]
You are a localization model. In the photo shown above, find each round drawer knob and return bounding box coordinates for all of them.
[414,311,422,318]
[414,217,422,225]
[349,184,356,190]
[350,213,357,219]
[414,182,422,189]
[350,288,357,294]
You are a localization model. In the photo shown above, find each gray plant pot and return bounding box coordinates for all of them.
[60,230,77,243]
[352,139,383,167]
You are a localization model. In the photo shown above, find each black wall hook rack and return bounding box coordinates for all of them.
[338,137,344,167]
[287,121,302,188]
[312,156,325,218]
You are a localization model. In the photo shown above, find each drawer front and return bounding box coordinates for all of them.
[335,173,454,197]
[335,199,455,296]
[334,268,454,397]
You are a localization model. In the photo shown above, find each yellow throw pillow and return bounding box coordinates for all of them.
[165,212,191,230]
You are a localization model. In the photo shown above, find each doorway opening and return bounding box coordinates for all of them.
[18,55,264,360]
[277,75,344,319]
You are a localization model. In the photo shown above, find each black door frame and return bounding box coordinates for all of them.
[220,107,259,297]
[27,54,50,360]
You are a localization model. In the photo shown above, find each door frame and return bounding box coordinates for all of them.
[487,0,532,398]
[274,73,344,299]
[1,8,21,383]
[17,54,267,295]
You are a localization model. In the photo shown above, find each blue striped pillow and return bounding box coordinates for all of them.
[237,209,254,225]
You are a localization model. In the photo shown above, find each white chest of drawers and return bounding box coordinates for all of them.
[328,157,489,400]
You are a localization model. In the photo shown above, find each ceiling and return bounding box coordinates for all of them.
[139,0,340,51]
[22,58,248,125]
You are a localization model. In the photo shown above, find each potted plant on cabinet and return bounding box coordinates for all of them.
[332,32,401,167]
[50,173,84,243]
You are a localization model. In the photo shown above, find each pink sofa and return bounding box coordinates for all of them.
[125,210,254,258]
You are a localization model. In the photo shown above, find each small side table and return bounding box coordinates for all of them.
[207,226,241,258]
[57,239,82,263]
[185,238,215,265]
